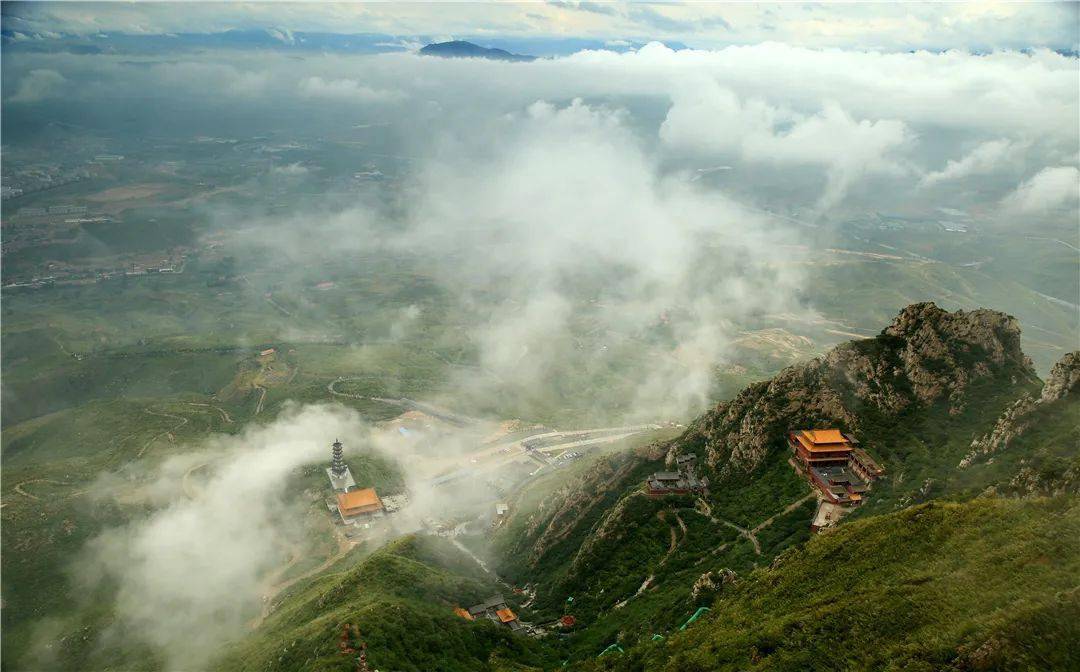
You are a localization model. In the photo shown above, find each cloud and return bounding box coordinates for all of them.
[298,75,404,103]
[7,68,66,103]
[921,138,1020,187]
[265,26,296,45]
[1000,166,1080,215]
[271,162,310,176]
[393,98,808,418]
[628,6,731,33]
[79,404,367,670]
[745,103,910,212]
[547,0,619,17]
[73,401,524,669]
[661,81,910,212]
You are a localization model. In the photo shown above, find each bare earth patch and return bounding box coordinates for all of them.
[86,183,169,203]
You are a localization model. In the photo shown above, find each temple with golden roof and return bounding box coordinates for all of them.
[789,429,884,506]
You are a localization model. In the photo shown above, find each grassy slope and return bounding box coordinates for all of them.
[0,424,404,672]
[216,535,558,672]
[587,496,1080,672]
[494,333,1055,663]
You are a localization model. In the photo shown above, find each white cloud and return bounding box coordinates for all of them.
[743,103,910,212]
[271,162,309,176]
[298,75,404,103]
[397,98,809,418]
[7,68,66,103]
[661,81,910,212]
[1001,166,1080,215]
[921,138,1020,187]
[80,404,366,671]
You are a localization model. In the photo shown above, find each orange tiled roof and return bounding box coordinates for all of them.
[794,430,853,453]
[804,429,847,444]
[337,487,382,513]
[454,607,474,621]
[495,608,517,623]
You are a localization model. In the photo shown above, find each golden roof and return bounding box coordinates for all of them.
[337,487,382,513]
[804,429,847,444]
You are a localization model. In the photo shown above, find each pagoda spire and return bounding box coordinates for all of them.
[331,439,346,476]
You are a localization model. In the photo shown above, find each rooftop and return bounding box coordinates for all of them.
[652,471,682,481]
[337,487,382,513]
[805,429,847,444]
[793,429,854,452]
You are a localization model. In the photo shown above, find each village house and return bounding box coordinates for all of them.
[458,595,522,631]
[788,429,884,506]
[646,453,708,496]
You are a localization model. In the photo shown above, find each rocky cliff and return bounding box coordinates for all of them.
[960,349,1079,469]
[675,302,1038,479]
[501,303,1050,615]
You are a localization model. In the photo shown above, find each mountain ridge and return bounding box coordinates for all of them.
[226,303,1078,670]
[419,40,536,62]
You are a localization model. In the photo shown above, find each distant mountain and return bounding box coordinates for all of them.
[418,40,536,62]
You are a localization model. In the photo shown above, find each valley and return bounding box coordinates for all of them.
[3,13,1079,672]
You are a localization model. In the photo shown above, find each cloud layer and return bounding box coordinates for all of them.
[3,2,1078,52]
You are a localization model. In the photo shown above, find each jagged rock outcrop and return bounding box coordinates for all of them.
[960,350,1079,468]
[678,303,1037,478]
[1003,461,1080,497]
[690,568,737,602]
[1040,351,1080,403]
[508,303,1049,612]
[517,440,665,567]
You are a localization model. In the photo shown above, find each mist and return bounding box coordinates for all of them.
[4,32,1078,670]
[74,402,516,670]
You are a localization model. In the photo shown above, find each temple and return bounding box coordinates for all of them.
[336,487,385,523]
[788,429,884,506]
[460,595,522,631]
[646,453,708,496]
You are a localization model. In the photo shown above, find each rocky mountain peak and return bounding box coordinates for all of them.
[680,303,1038,478]
[1040,351,1080,403]
[879,301,1033,409]
[961,350,1079,469]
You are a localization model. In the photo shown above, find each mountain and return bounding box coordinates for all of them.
[418,41,536,62]
[229,303,1078,670]
[582,496,1080,672]
[217,535,558,672]
[490,303,1075,661]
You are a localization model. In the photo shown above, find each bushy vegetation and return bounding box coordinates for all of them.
[585,496,1080,672]
[216,535,561,672]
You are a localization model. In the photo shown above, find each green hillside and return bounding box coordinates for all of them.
[217,535,558,672]
[583,496,1080,672]
[482,307,1078,665]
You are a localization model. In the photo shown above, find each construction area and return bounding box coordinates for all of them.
[318,392,672,541]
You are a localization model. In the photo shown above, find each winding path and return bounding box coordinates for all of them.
[185,402,233,424]
[705,492,816,557]
[12,479,67,501]
[182,463,209,499]
[138,408,190,457]
[254,385,267,415]
[250,534,355,630]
